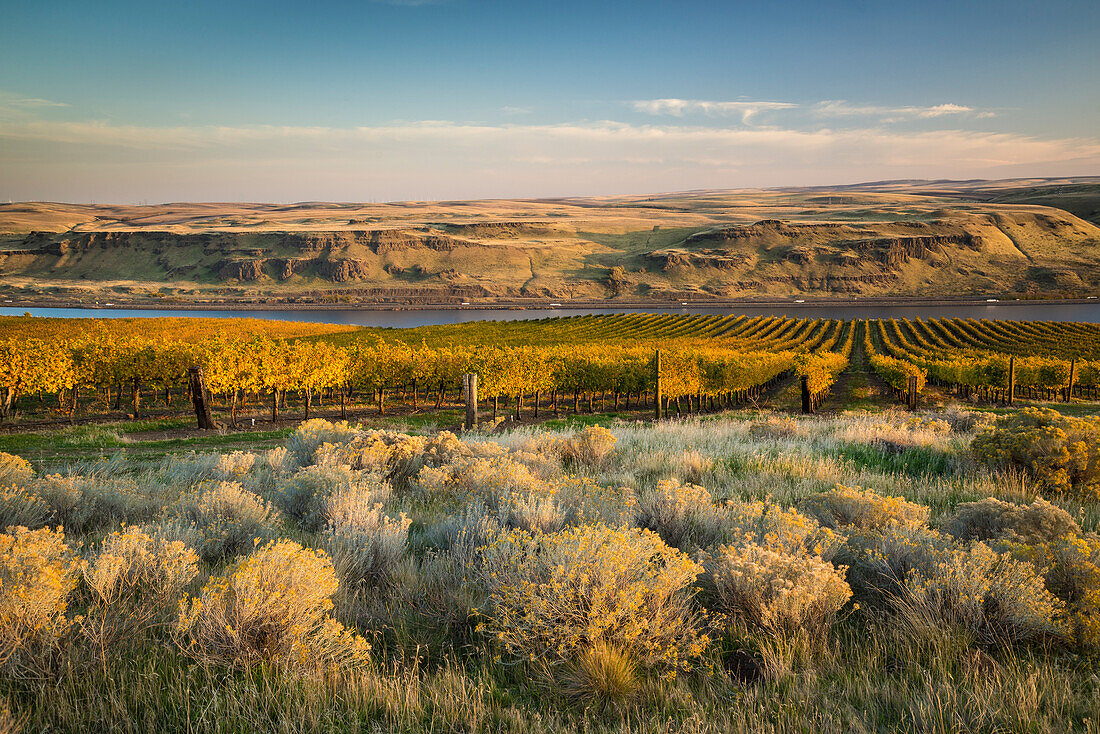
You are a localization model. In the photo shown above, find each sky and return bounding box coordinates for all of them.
[0,0,1098,203]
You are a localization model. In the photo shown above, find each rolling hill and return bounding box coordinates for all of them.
[2,178,1099,305]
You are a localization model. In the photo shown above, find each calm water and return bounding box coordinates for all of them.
[4,303,1100,327]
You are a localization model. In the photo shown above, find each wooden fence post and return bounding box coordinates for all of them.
[1067,359,1077,402]
[188,367,218,430]
[1007,356,1015,406]
[907,375,919,410]
[131,377,141,419]
[654,350,663,420]
[463,373,478,430]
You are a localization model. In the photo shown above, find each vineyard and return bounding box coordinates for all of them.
[0,314,853,426]
[867,318,1100,402]
[3,313,1100,429]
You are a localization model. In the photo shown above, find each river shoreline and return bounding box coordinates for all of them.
[4,296,1099,313]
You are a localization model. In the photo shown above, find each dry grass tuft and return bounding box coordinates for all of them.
[553,642,640,709]
[634,479,723,549]
[322,479,410,587]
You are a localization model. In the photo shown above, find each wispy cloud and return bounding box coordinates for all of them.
[814,100,995,121]
[631,98,798,123]
[0,91,69,111]
[5,97,69,108]
[632,97,996,125]
[2,117,1093,164]
[2,105,1095,201]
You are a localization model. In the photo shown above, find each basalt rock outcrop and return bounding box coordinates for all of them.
[318,259,370,283]
[218,259,266,282]
[438,221,568,238]
[684,220,853,245]
[856,234,981,267]
[645,249,748,271]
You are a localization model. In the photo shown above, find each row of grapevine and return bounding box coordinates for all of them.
[868,319,1100,401]
[0,333,837,424]
[863,323,927,398]
[794,321,855,411]
[340,314,845,352]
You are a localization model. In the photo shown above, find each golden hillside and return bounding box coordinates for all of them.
[2,178,1099,304]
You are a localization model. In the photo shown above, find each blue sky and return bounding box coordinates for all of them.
[1,0,1097,202]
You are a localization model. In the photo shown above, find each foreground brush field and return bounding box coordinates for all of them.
[1,403,1099,733]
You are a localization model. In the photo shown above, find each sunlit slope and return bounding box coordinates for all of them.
[2,178,1099,302]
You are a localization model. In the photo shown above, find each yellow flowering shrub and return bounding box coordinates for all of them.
[944,497,1080,545]
[175,540,369,670]
[0,526,82,676]
[415,453,564,532]
[81,527,199,652]
[541,425,618,467]
[635,479,724,549]
[173,481,279,562]
[415,454,549,503]
[26,474,156,534]
[706,543,852,636]
[837,525,953,598]
[1009,534,1100,649]
[971,407,1100,499]
[905,541,1066,644]
[322,482,410,586]
[724,500,841,559]
[799,484,930,532]
[0,452,32,484]
[216,451,257,478]
[904,416,952,434]
[314,430,426,472]
[310,429,483,488]
[275,465,363,531]
[285,419,362,467]
[477,524,709,673]
[84,526,198,607]
[0,485,50,530]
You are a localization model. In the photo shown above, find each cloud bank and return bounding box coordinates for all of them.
[0,96,1095,202]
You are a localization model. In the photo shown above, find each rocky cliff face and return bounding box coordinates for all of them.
[857,234,981,267]
[645,250,748,271]
[4,204,1099,301]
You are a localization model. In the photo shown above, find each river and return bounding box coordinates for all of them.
[4,302,1100,327]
